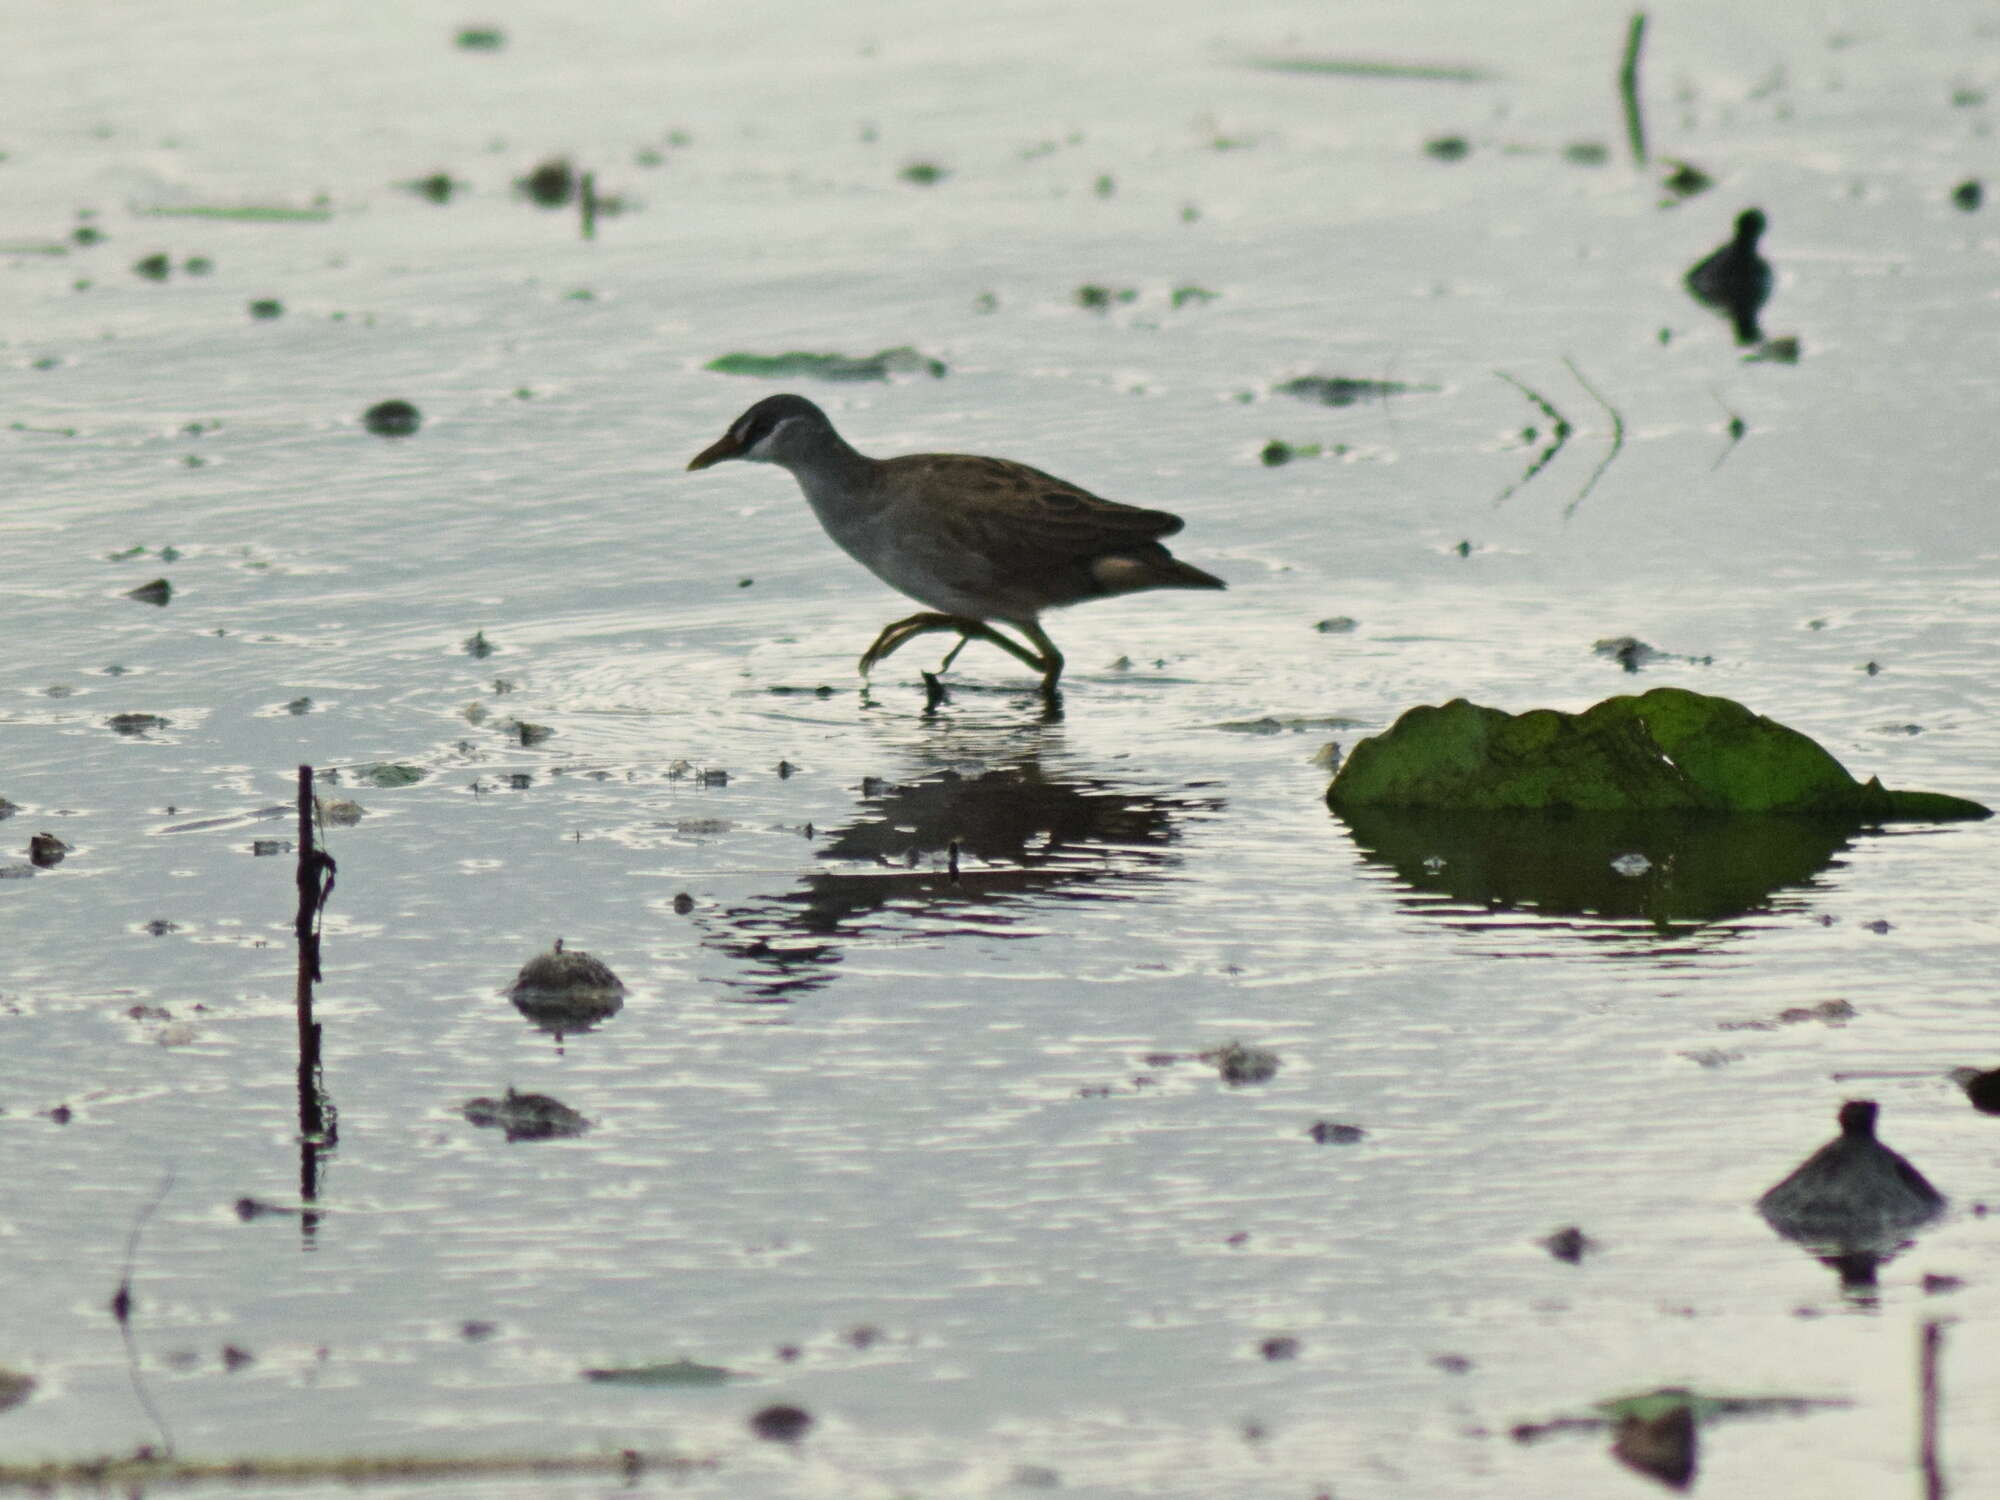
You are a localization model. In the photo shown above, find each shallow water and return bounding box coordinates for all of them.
[5,3,2000,1496]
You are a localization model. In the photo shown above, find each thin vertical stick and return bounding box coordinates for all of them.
[580,172,599,240]
[293,766,337,1230]
[1619,13,1649,166]
[1920,1318,1947,1499]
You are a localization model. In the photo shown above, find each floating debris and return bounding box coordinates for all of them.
[1307,1121,1365,1144]
[132,252,172,280]
[1659,159,1713,200]
[124,577,172,606]
[1746,335,1799,364]
[1952,178,1982,211]
[1423,135,1471,161]
[1258,1335,1300,1361]
[898,162,948,186]
[1542,1226,1597,1264]
[247,299,283,320]
[404,173,460,204]
[1757,1100,1945,1246]
[1276,375,1432,407]
[138,204,330,222]
[1074,283,1137,311]
[1685,209,1772,346]
[1246,55,1493,82]
[705,347,945,382]
[455,26,505,50]
[748,1403,813,1442]
[363,399,422,437]
[1203,1041,1280,1085]
[583,1359,735,1387]
[0,1369,35,1415]
[106,712,170,735]
[1314,616,1358,634]
[462,1087,590,1142]
[518,157,576,206]
[1594,636,1661,672]
[1261,439,1322,466]
[349,763,423,788]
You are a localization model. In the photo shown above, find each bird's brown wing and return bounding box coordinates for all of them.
[879,454,1186,575]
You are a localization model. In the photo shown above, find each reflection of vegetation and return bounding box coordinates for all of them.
[706,761,1215,1000]
[1335,805,1859,928]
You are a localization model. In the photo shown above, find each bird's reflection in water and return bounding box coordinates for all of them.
[707,756,1217,1001]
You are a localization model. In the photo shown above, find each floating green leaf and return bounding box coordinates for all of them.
[137,205,332,223]
[705,347,946,382]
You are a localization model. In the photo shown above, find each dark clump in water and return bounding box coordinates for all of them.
[248,299,283,320]
[124,577,173,606]
[749,1403,813,1443]
[1612,1402,1697,1491]
[132,252,171,281]
[1757,1099,1945,1247]
[1541,1225,1596,1263]
[1204,1041,1280,1085]
[363,399,422,437]
[1684,208,1772,346]
[462,1087,591,1141]
[1952,179,1982,212]
[507,939,627,1031]
[518,157,576,207]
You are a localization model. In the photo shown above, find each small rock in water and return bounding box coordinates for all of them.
[28,833,70,868]
[362,399,422,437]
[1610,852,1652,878]
[1541,1225,1597,1263]
[1757,1099,1945,1246]
[749,1403,813,1443]
[506,939,627,1029]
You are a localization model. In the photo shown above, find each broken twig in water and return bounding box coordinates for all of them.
[0,1449,710,1492]
[1619,13,1649,166]
[113,1169,178,1457]
[1492,371,1572,505]
[1710,391,1747,470]
[1561,356,1625,516]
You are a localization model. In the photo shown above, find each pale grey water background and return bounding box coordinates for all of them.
[5,2,2000,1495]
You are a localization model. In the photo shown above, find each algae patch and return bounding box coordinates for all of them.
[1326,688,1988,819]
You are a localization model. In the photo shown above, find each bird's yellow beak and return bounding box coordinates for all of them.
[686,432,743,471]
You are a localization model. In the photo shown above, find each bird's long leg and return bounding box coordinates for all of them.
[1015,620,1066,694]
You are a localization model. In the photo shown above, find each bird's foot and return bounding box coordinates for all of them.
[859,614,1056,685]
